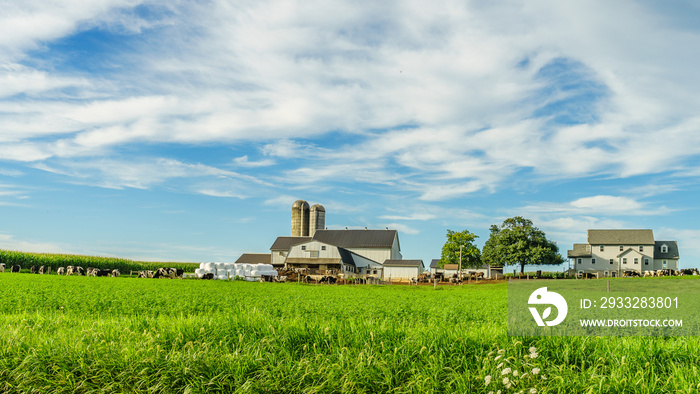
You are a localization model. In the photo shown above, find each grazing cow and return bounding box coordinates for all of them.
[94,269,112,277]
[154,267,179,279]
[69,266,85,276]
[474,272,484,279]
[30,265,38,274]
[623,270,640,278]
[11,265,21,273]
[38,266,47,275]
[202,273,214,280]
[86,267,98,277]
[0,263,4,273]
[111,269,120,277]
[643,271,655,277]
[680,268,699,276]
[138,270,154,278]
[57,267,66,275]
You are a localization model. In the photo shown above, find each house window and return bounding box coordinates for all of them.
[623,258,627,264]
[663,260,668,268]
[639,246,644,252]
[634,258,639,265]
[577,258,582,264]
[600,245,604,252]
[309,251,318,258]
[609,259,614,265]
[644,259,649,265]
[592,258,596,264]
[321,246,326,251]
[301,246,306,250]
[620,246,624,251]
[661,245,668,253]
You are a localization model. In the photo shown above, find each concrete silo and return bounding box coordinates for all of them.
[310,204,325,235]
[291,200,310,236]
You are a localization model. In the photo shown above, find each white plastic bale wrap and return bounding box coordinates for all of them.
[250,270,260,277]
[217,274,229,280]
[215,262,226,270]
[204,263,215,271]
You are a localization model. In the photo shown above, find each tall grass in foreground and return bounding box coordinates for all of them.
[0,275,699,393]
[0,249,199,273]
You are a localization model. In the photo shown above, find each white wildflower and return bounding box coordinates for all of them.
[529,352,539,359]
[513,370,519,377]
[501,368,512,376]
[531,367,541,375]
[488,392,493,394]
[506,382,512,389]
[485,376,492,386]
[542,375,547,380]
[503,377,510,385]
[530,389,537,394]
[529,346,537,354]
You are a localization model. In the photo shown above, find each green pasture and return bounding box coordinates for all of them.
[0,274,699,393]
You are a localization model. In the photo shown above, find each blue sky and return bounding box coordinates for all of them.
[1,1,700,269]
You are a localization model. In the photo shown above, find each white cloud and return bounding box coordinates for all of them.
[380,213,436,221]
[233,155,275,168]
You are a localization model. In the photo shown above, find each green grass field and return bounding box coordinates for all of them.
[1,274,699,393]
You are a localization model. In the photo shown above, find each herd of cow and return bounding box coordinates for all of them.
[0,263,185,279]
[578,268,700,279]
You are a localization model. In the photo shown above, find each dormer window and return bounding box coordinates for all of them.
[661,245,668,253]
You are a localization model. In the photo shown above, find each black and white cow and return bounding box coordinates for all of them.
[66,266,84,276]
[11,265,21,273]
[57,267,66,275]
[111,269,120,277]
[30,265,38,274]
[38,266,47,274]
[138,270,154,278]
[0,263,4,273]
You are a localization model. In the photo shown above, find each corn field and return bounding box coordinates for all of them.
[0,249,199,273]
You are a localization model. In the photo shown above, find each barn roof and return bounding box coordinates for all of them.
[312,229,398,249]
[655,241,680,259]
[235,253,271,265]
[383,259,423,267]
[430,259,440,268]
[587,229,654,245]
[270,236,312,251]
[567,244,592,258]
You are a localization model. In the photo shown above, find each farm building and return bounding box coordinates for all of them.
[383,260,425,281]
[260,199,432,281]
[235,253,272,266]
[270,229,401,278]
[567,229,680,277]
[429,259,498,278]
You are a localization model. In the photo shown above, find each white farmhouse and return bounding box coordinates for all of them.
[567,229,679,277]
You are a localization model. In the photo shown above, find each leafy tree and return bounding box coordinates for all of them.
[481,216,564,273]
[440,229,481,269]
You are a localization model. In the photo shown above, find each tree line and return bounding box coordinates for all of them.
[440,216,565,273]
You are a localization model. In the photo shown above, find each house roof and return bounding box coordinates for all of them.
[567,244,592,258]
[587,229,654,245]
[270,236,312,250]
[430,259,440,268]
[655,241,680,259]
[235,253,271,265]
[312,229,398,249]
[443,264,459,270]
[383,259,423,267]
